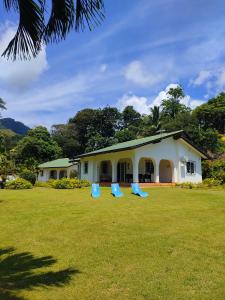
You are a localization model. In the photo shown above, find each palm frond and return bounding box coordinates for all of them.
[75,0,105,31]
[3,0,18,11]
[2,0,44,60]
[44,0,75,43]
[0,98,7,110]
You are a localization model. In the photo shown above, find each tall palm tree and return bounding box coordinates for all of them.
[149,106,161,131]
[2,0,105,60]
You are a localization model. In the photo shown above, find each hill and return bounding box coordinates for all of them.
[0,118,30,135]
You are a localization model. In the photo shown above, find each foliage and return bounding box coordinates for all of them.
[202,158,225,183]
[194,92,225,134]
[0,98,6,117]
[51,178,90,189]
[202,178,223,187]
[5,178,32,189]
[2,0,105,60]
[69,169,79,179]
[0,154,16,178]
[14,126,62,165]
[20,169,36,185]
[161,86,191,119]
[34,181,50,188]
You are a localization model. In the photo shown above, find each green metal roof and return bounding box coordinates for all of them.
[39,158,75,169]
[76,130,184,159]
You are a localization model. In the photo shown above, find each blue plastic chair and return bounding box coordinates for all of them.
[131,183,148,198]
[91,183,100,198]
[111,183,123,198]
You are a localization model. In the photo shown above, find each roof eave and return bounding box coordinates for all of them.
[73,131,183,160]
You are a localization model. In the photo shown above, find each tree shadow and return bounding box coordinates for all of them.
[0,247,79,300]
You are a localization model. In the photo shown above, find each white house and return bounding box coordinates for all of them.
[75,130,207,185]
[38,158,79,182]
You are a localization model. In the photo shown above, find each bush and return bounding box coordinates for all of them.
[69,170,78,179]
[52,178,90,189]
[20,170,36,185]
[202,158,225,184]
[5,178,32,190]
[202,178,222,187]
[35,181,50,188]
[176,182,195,189]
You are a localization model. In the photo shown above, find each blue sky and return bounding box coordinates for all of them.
[1,0,225,128]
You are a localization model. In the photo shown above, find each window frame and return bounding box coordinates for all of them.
[186,161,196,175]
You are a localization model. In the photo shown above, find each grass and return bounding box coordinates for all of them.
[0,187,225,300]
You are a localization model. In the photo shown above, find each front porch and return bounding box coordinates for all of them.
[94,156,175,184]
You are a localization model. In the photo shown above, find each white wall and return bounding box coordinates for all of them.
[79,137,203,183]
[38,164,78,182]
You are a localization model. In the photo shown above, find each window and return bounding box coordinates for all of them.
[186,161,196,175]
[145,161,154,174]
[40,170,44,177]
[84,162,88,174]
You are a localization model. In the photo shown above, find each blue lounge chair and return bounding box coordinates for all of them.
[131,183,148,198]
[91,183,100,198]
[111,183,123,198]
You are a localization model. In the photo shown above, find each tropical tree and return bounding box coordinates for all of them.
[149,106,161,131]
[161,86,190,119]
[2,0,105,60]
[193,92,225,134]
[14,126,62,164]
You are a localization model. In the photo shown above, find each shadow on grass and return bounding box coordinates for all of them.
[0,247,79,300]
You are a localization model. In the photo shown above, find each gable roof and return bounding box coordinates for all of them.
[39,158,76,169]
[74,130,208,159]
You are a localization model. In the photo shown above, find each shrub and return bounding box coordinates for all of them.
[69,170,78,179]
[35,181,50,188]
[202,158,225,183]
[52,178,90,189]
[203,178,222,187]
[5,178,32,190]
[20,170,36,185]
[176,182,195,189]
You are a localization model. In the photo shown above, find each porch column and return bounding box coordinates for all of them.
[111,159,118,183]
[94,161,99,183]
[132,156,139,183]
[56,169,60,179]
[155,160,160,183]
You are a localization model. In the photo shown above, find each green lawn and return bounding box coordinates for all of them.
[0,187,225,300]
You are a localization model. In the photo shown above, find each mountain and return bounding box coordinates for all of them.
[0,118,30,135]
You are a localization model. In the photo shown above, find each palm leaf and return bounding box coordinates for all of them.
[2,0,105,60]
[44,0,75,43]
[2,0,44,60]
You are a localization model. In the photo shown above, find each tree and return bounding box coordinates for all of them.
[2,0,105,60]
[14,126,62,165]
[121,106,142,129]
[161,86,190,119]
[193,92,225,134]
[149,106,161,132]
[51,124,81,157]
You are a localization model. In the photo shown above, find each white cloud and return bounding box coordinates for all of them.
[100,64,107,72]
[124,60,163,87]
[151,83,179,106]
[151,83,204,109]
[0,23,48,90]
[117,93,150,114]
[191,70,211,86]
[189,99,204,109]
